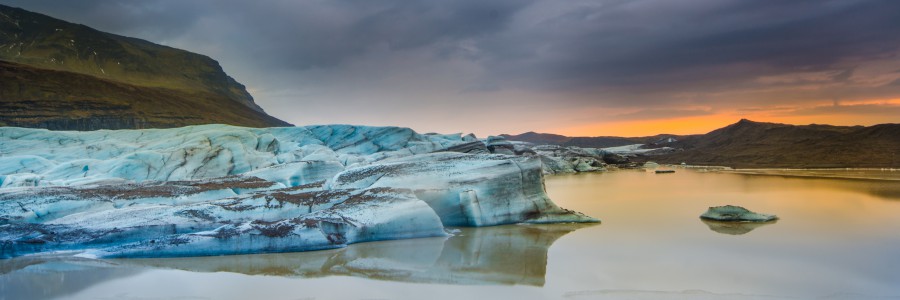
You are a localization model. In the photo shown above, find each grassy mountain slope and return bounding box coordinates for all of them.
[0,60,289,129]
[0,4,291,130]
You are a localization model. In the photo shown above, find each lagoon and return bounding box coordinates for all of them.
[2,169,899,300]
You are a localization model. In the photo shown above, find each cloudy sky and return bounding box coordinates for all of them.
[5,0,900,136]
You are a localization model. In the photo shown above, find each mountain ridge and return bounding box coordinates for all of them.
[501,131,689,148]
[503,119,900,168]
[657,119,900,168]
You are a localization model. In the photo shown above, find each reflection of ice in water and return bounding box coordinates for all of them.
[700,219,777,235]
[565,289,791,300]
[564,289,900,300]
[0,223,594,300]
[121,223,594,286]
[0,255,142,300]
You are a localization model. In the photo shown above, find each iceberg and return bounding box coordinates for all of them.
[0,124,597,258]
[699,205,778,222]
[527,145,608,174]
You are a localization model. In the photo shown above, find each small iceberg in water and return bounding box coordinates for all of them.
[700,205,778,222]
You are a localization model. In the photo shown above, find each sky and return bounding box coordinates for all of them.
[3,0,900,137]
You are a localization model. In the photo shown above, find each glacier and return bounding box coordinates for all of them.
[0,124,597,258]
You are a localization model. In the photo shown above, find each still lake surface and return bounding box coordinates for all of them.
[2,169,899,300]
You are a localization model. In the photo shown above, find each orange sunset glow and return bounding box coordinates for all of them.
[551,100,900,137]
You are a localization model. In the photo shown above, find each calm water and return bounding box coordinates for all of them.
[2,169,900,300]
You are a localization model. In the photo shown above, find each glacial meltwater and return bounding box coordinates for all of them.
[3,169,900,300]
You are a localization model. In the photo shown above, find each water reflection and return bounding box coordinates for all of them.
[120,223,593,286]
[0,256,142,300]
[700,219,777,235]
[721,169,900,200]
[864,183,900,200]
[563,289,900,300]
[0,223,593,300]
[545,170,900,299]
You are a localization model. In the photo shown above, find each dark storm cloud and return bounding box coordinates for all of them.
[8,0,900,88]
[200,0,533,70]
[478,0,900,96]
[1,1,202,39]
[11,0,899,84]
[2,0,532,69]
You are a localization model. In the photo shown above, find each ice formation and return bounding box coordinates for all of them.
[699,205,778,222]
[0,125,596,258]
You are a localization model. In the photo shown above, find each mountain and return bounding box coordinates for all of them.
[500,132,573,145]
[0,4,290,130]
[503,119,900,168]
[653,119,900,168]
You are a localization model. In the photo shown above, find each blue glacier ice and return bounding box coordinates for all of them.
[0,124,597,258]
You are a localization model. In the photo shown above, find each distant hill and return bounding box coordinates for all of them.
[653,119,900,168]
[500,132,572,145]
[503,119,900,168]
[501,132,685,148]
[0,4,290,130]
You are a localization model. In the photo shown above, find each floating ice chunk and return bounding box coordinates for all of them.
[700,205,778,222]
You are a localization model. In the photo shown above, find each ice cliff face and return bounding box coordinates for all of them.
[0,124,596,258]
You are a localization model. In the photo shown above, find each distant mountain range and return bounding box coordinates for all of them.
[504,119,900,168]
[500,132,683,148]
[0,4,290,130]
